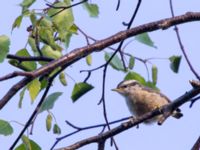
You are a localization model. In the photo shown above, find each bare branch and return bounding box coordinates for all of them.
[191,136,200,150]
[56,86,200,150]
[1,12,200,110]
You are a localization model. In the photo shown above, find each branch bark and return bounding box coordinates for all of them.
[1,12,200,109]
[56,87,200,150]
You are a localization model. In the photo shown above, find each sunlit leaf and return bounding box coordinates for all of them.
[0,119,13,136]
[128,55,135,69]
[9,48,37,71]
[39,92,63,113]
[48,1,74,32]
[12,15,23,31]
[152,65,158,85]
[0,35,10,63]
[18,88,26,108]
[30,11,37,26]
[124,71,146,85]
[59,72,67,86]
[53,124,61,134]
[42,45,62,59]
[135,32,157,48]
[86,54,92,66]
[46,114,52,132]
[27,79,41,103]
[104,52,125,72]
[83,2,99,17]
[71,82,94,102]
[15,135,41,150]
[169,55,182,73]
[28,37,37,53]
[39,26,62,51]
[22,135,31,150]
[20,0,36,8]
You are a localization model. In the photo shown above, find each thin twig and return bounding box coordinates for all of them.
[169,0,200,80]
[51,117,131,149]
[9,76,54,149]
[48,0,88,18]
[56,85,200,150]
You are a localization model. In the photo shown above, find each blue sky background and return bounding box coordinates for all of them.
[0,0,200,150]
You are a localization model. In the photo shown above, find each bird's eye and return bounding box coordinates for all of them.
[122,85,128,88]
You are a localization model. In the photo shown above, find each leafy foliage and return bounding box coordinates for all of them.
[39,92,63,113]
[46,114,52,132]
[152,65,158,85]
[86,54,92,66]
[83,2,99,17]
[169,55,182,73]
[104,52,125,72]
[128,55,135,69]
[53,124,61,134]
[0,35,10,63]
[27,79,41,103]
[9,49,37,71]
[135,32,157,48]
[15,135,41,150]
[12,15,23,31]
[0,119,13,136]
[124,71,146,85]
[71,82,94,102]
[59,72,67,86]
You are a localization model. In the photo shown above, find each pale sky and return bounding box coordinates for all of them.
[1,1,200,150]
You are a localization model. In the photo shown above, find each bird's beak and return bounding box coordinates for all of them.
[111,88,122,92]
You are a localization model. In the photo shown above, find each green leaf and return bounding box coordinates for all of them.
[42,45,62,59]
[53,124,61,135]
[21,135,31,150]
[15,135,41,150]
[71,82,94,102]
[86,54,92,66]
[124,71,146,85]
[128,55,135,69]
[9,48,37,71]
[0,35,10,63]
[152,65,158,85]
[20,0,36,8]
[169,55,182,73]
[12,15,23,31]
[48,2,74,33]
[39,26,62,51]
[18,88,26,108]
[46,114,52,132]
[39,92,63,113]
[59,72,67,86]
[28,37,37,52]
[104,52,125,71]
[145,81,159,91]
[0,119,13,136]
[135,32,157,48]
[83,3,99,17]
[27,79,41,103]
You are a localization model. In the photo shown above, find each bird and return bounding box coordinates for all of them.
[112,80,183,124]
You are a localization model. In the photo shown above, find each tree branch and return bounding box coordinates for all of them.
[56,86,200,150]
[1,12,200,109]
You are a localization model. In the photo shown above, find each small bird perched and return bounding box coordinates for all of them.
[112,80,183,124]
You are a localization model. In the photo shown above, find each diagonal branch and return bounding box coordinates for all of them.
[56,86,200,150]
[1,12,200,109]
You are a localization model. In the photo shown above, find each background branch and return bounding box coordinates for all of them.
[57,86,200,150]
[1,12,200,110]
